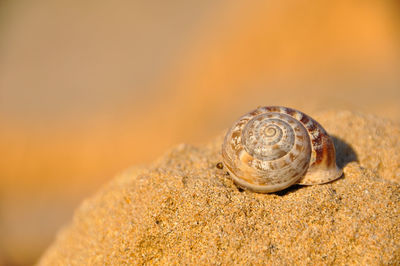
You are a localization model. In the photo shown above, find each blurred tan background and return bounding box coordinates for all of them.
[0,0,399,265]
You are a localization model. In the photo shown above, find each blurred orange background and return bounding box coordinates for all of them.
[1,0,399,265]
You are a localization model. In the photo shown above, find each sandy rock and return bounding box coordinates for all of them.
[39,111,400,265]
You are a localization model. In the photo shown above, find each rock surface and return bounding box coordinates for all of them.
[39,111,400,265]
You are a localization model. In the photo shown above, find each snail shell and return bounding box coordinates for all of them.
[222,106,342,193]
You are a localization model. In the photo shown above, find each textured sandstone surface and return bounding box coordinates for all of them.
[39,111,400,265]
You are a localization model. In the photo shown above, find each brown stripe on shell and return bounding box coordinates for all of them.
[305,120,317,132]
[231,130,241,140]
[300,115,310,125]
[279,159,290,168]
[311,131,335,166]
[310,129,324,164]
[278,106,289,114]
[230,131,241,148]
[249,109,263,116]
[323,137,335,167]
[265,106,280,112]
[284,108,297,116]
[236,116,253,127]
[311,131,322,147]
[312,145,324,164]
[285,156,294,165]
[288,152,295,161]
[268,161,277,170]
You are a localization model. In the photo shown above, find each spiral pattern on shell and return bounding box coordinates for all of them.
[222,106,342,193]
